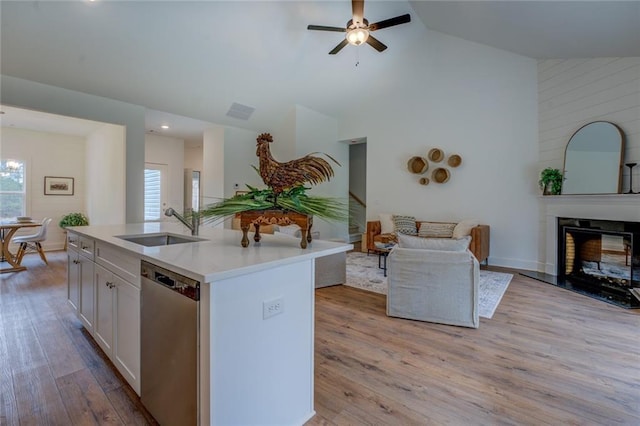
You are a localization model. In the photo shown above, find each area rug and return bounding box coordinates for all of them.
[345,252,512,319]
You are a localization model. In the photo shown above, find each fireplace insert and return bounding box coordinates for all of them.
[557,218,639,308]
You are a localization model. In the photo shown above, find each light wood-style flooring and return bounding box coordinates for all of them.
[1,252,157,425]
[2,251,639,425]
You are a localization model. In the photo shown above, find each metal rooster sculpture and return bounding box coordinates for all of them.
[256,133,340,194]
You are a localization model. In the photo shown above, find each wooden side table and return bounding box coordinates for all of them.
[238,210,313,249]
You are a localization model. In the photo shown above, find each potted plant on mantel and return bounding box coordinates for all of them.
[199,133,347,248]
[538,167,563,195]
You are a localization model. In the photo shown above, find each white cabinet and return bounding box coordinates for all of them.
[94,243,141,395]
[78,237,95,331]
[94,263,114,355]
[114,274,140,389]
[67,232,95,333]
[78,252,95,331]
[67,247,80,312]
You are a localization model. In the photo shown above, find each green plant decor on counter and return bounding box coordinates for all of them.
[59,212,89,228]
[538,168,563,195]
[199,185,348,225]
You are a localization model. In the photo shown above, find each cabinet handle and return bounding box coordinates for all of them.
[73,259,79,264]
[106,281,115,289]
[81,245,88,250]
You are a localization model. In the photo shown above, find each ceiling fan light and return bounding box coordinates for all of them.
[346,28,369,46]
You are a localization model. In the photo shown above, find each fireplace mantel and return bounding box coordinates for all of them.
[542,194,640,275]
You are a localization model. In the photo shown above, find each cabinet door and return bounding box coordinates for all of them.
[94,264,115,356]
[114,275,141,395]
[78,255,95,333]
[67,250,80,312]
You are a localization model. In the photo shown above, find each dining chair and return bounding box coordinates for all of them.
[13,217,52,265]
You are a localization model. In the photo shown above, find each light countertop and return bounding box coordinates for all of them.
[67,222,352,283]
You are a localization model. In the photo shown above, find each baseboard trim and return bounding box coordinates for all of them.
[487,256,540,272]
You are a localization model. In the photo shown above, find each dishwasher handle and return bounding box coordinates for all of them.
[141,261,200,301]
[155,273,175,287]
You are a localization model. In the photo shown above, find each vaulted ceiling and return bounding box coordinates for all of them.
[2,1,639,142]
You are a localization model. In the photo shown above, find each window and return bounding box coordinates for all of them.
[144,163,167,221]
[191,171,200,212]
[0,159,26,220]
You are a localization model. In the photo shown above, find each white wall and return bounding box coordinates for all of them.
[338,29,540,269]
[294,105,348,241]
[223,127,262,197]
[145,133,185,218]
[86,124,126,226]
[273,108,297,161]
[537,57,640,270]
[1,75,146,223]
[1,127,86,250]
[202,126,225,223]
[184,146,203,173]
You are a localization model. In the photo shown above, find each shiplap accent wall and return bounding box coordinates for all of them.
[538,57,640,190]
[537,57,640,271]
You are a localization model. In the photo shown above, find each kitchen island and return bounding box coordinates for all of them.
[66,222,352,425]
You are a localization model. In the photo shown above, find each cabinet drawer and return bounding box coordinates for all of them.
[96,242,140,287]
[67,232,80,250]
[79,236,95,259]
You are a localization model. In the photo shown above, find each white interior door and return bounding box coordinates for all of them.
[144,163,168,222]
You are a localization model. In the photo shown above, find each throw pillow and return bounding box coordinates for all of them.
[397,233,471,251]
[418,222,456,238]
[452,219,479,239]
[392,215,417,235]
[379,213,395,234]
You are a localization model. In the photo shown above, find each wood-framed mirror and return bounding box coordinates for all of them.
[561,121,625,194]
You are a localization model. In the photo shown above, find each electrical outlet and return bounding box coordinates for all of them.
[263,297,284,319]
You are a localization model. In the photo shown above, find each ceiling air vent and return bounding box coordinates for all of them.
[226,102,255,120]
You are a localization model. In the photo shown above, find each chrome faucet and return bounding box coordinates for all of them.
[164,207,200,236]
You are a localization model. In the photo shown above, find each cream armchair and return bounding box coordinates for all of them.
[387,247,480,328]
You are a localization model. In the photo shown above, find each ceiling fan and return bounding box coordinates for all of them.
[307,0,411,55]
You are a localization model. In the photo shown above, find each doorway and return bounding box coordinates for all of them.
[348,138,367,244]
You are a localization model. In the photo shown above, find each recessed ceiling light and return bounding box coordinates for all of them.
[161,125,169,130]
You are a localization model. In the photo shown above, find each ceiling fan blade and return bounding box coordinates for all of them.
[366,35,387,52]
[329,39,349,55]
[352,0,365,23]
[307,25,346,32]
[368,14,411,31]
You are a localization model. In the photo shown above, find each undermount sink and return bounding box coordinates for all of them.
[116,233,205,247]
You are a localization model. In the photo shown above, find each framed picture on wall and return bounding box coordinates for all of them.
[44,176,74,196]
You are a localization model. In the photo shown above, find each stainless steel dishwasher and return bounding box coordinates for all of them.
[140,260,200,426]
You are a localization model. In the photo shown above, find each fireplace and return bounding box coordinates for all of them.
[557,218,639,308]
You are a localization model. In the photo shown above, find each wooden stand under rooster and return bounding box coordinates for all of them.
[199,133,347,248]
